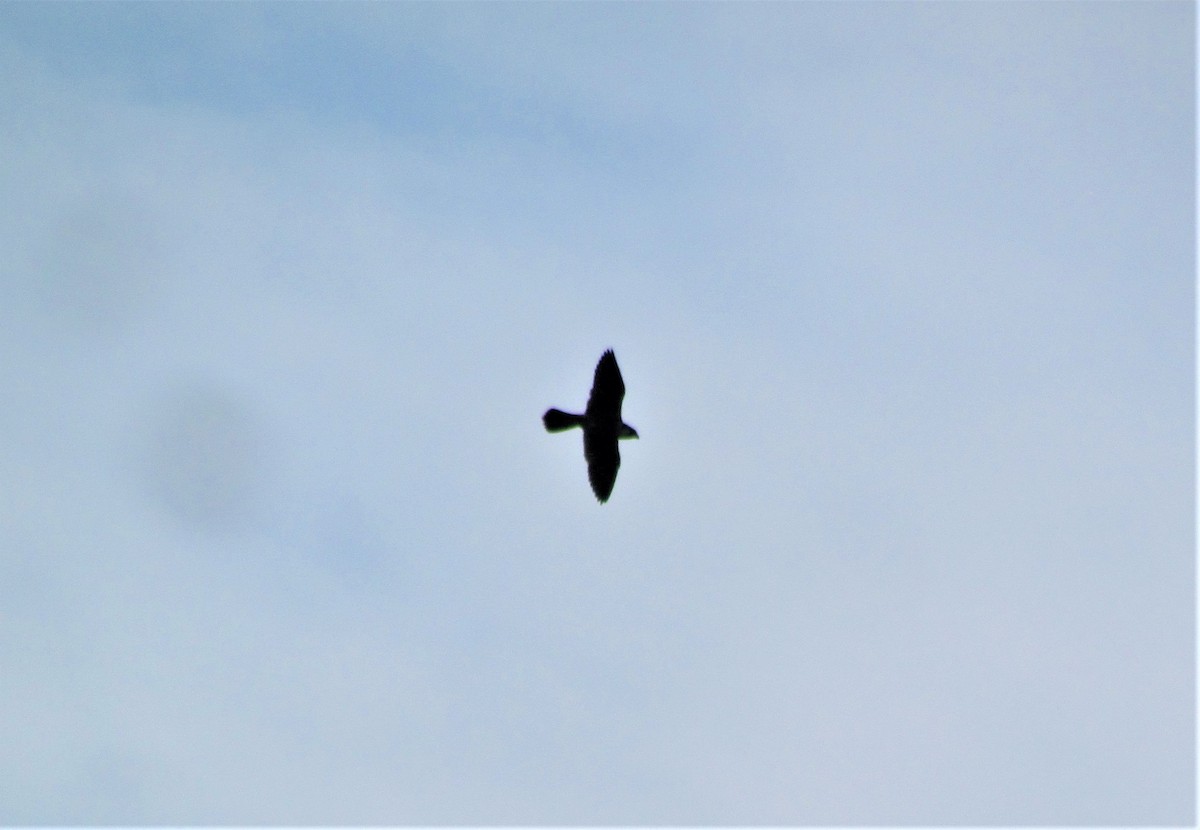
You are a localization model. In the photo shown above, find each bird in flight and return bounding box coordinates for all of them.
[543,349,639,503]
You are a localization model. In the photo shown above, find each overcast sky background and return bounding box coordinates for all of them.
[0,2,1193,825]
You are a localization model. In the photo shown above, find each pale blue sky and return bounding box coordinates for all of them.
[0,2,1193,824]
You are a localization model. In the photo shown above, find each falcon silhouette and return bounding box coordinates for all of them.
[543,349,639,503]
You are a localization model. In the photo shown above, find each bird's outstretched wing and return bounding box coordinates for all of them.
[586,349,625,419]
[584,430,620,503]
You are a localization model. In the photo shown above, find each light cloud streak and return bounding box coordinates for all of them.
[0,3,1192,824]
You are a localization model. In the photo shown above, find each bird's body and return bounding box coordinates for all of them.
[543,349,638,503]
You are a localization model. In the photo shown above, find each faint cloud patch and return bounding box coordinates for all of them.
[138,384,274,534]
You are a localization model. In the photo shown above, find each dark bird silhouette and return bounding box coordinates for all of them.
[543,349,639,503]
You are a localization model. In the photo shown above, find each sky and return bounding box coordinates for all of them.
[0,2,1194,825]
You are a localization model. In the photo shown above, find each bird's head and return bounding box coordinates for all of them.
[620,423,639,440]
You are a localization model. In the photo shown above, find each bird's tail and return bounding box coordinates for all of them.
[543,408,584,432]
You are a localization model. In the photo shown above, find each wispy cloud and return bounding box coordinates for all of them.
[0,2,1192,823]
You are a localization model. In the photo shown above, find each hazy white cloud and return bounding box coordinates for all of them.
[0,2,1191,824]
